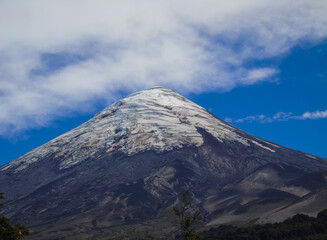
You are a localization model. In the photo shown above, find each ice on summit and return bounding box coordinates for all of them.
[1,87,276,171]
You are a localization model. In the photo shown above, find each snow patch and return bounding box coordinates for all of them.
[306,154,317,159]
[250,140,275,152]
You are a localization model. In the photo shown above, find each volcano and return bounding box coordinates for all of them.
[1,87,327,239]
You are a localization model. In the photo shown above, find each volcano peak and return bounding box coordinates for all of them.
[1,88,327,240]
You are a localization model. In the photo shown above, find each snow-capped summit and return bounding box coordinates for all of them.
[2,87,263,171]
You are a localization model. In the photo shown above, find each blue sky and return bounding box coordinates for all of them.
[0,0,326,166]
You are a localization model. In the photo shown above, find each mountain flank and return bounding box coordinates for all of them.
[0,87,326,239]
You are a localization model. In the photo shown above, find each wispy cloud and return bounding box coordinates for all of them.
[0,0,327,135]
[298,110,327,120]
[226,110,327,123]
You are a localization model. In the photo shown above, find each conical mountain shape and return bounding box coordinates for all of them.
[1,87,327,239]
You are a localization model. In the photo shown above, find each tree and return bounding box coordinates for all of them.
[173,189,202,240]
[0,192,32,240]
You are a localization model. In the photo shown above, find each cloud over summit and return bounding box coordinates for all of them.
[0,0,327,135]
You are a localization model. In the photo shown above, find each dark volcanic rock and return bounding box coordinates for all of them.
[0,87,326,239]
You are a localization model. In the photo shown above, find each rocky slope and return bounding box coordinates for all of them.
[0,87,326,239]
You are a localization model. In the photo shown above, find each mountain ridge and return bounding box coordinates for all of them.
[0,87,326,239]
[2,87,323,173]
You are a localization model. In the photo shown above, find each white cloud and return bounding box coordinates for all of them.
[299,110,327,120]
[227,110,327,123]
[0,0,327,135]
[234,114,267,123]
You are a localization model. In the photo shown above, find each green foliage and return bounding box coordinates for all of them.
[0,192,32,240]
[173,189,202,240]
[202,209,327,240]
